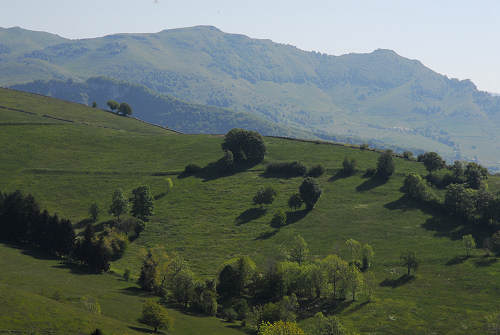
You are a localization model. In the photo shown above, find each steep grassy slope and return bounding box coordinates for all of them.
[11,77,311,138]
[1,89,500,334]
[2,26,500,167]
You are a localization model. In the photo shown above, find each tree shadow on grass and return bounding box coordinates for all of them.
[52,262,95,275]
[75,218,93,229]
[380,274,415,288]
[21,247,58,261]
[329,170,353,183]
[154,192,168,200]
[254,229,279,240]
[120,286,152,297]
[356,176,386,192]
[286,209,309,225]
[236,208,267,225]
[446,255,469,266]
[179,160,259,182]
[128,326,155,334]
[384,195,419,212]
[343,301,370,315]
[225,324,254,335]
[474,256,498,267]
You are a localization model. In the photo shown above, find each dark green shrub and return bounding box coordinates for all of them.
[376,150,395,179]
[221,128,266,164]
[271,209,287,228]
[265,161,307,177]
[299,177,322,210]
[307,164,325,178]
[288,194,303,210]
[253,187,277,206]
[342,157,356,176]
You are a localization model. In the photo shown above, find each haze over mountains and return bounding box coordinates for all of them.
[2,25,500,169]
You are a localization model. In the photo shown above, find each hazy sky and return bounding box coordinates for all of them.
[2,0,499,92]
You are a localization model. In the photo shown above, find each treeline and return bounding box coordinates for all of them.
[0,190,75,257]
[0,185,154,273]
[136,235,368,334]
[403,152,500,254]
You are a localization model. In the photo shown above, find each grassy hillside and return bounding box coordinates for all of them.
[10,77,312,138]
[2,26,500,168]
[1,89,500,334]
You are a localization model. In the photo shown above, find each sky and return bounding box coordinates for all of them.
[1,0,499,92]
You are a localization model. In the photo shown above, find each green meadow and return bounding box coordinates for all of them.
[1,88,499,334]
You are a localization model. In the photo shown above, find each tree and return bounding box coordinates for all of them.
[400,251,418,276]
[361,244,374,270]
[138,250,162,292]
[109,189,128,221]
[342,157,356,176]
[221,128,266,164]
[320,254,349,299]
[258,321,305,335]
[288,194,303,211]
[376,150,395,179]
[171,268,195,307]
[288,235,309,264]
[402,151,414,160]
[253,187,277,207]
[89,202,100,222]
[462,234,476,257]
[140,300,173,333]
[464,162,488,189]
[312,312,350,335]
[451,161,465,183]
[106,100,119,112]
[91,101,97,108]
[271,209,287,228]
[421,152,446,174]
[299,177,322,210]
[403,173,435,202]
[345,239,361,266]
[118,102,133,116]
[130,185,154,221]
[444,184,477,221]
[346,264,363,301]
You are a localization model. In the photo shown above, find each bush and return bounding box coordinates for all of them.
[403,173,436,202]
[123,268,131,281]
[288,194,303,210]
[271,209,287,228]
[117,217,145,240]
[183,163,202,175]
[490,231,500,254]
[360,143,369,150]
[342,157,356,176]
[253,187,277,207]
[265,162,307,177]
[222,308,238,322]
[307,164,325,178]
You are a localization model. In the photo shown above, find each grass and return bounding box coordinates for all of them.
[1,88,500,334]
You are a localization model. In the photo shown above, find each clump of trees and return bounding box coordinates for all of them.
[271,209,287,228]
[222,128,266,165]
[107,100,133,116]
[0,190,75,257]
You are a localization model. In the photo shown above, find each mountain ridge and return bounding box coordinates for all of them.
[1,25,500,168]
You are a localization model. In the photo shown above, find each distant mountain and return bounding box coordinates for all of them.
[2,26,500,168]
